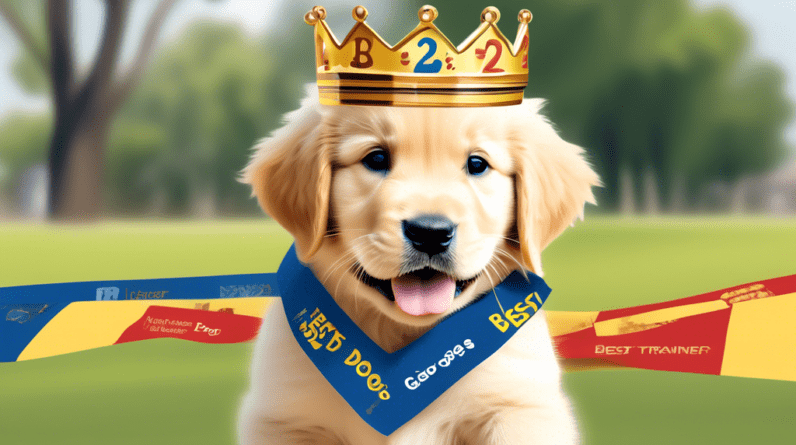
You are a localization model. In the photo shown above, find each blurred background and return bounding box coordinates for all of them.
[0,0,793,220]
[1,2,796,445]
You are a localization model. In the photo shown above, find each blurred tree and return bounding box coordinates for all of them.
[109,22,274,216]
[2,1,790,216]
[423,0,792,211]
[103,2,414,216]
[0,0,178,220]
[580,2,792,209]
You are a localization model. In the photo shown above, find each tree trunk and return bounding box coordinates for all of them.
[669,174,687,214]
[619,166,636,215]
[730,177,749,214]
[48,109,108,221]
[190,187,218,219]
[642,169,660,215]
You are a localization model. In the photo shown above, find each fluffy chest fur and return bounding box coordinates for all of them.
[239,300,574,445]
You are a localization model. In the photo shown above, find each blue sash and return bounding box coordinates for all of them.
[277,245,550,435]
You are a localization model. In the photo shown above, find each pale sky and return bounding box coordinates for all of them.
[0,0,794,148]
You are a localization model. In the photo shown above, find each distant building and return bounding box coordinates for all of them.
[734,161,796,214]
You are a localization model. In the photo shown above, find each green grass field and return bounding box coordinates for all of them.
[1,217,795,444]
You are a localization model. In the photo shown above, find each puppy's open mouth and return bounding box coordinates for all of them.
[355,266,478,316]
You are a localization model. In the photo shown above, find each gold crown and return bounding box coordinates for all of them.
[304,5,532,107]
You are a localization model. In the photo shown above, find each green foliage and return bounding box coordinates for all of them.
[4,0,49,95]
[424,0,793,210]
[109,22,275,214]
[0,113,52,193]
[105,121,167,212]
[0,113,52,204]
[12,49,49,94]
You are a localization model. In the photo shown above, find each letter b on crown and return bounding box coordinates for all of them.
[350,37,373,68]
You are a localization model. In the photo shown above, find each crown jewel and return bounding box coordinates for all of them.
[305,5,532,107]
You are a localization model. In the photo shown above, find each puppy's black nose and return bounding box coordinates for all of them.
[402,215,456,256]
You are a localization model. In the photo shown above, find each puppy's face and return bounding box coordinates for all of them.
[329,106,516,318]
[243,90,599,332]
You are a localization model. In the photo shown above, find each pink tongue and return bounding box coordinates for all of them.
[391,272,455,316]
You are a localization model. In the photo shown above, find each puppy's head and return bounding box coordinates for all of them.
[242,88,599,329]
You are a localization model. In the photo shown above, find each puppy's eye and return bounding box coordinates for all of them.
[362,149,390,174]
[466,155,489,176]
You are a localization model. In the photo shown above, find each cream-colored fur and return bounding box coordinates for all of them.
[238,87,599,445]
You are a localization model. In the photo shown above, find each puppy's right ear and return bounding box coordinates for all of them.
[512,99,600,276]
[240,92,331,261]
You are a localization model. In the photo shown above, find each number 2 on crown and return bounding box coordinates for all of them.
[414,37,442,73]
[481,39,504,73]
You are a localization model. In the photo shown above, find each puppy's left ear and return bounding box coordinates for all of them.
[240,94,331,261]
[513,99,601,276]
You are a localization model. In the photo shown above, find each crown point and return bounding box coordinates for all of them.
[312,6,327,20]
[418,5,438,23]
[518,9,532,24]
[304,11,318,25]
[352,5,368,22]
[480,6,500,24]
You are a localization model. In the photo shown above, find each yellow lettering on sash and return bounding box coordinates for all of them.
[524,293,540,312]
[300,310,327,350]
[325,330,345,352]
[344,348,362,366]
[356,361,372,377]
[489,313,509,332]
[506,308,530,328]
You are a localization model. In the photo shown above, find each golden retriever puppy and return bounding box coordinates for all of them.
[238,87,599,445]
